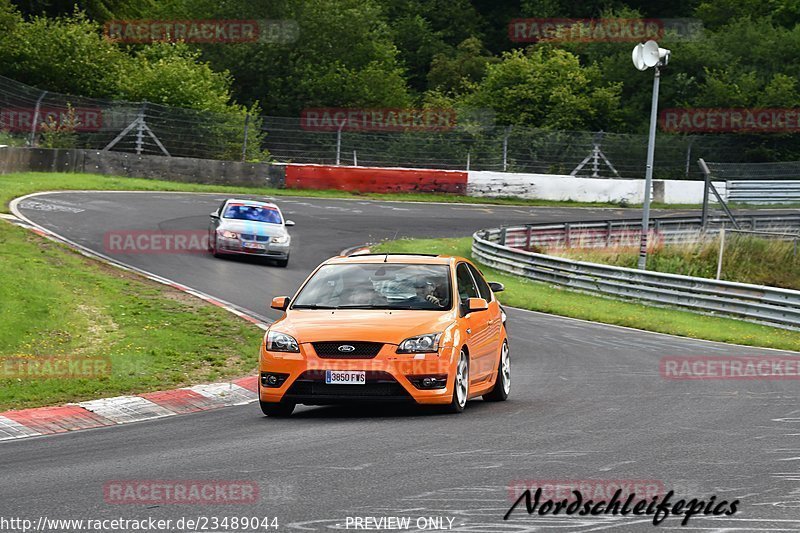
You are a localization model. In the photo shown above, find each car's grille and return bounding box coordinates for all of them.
[288,382,405,397]
[240,234,270,242]
[284,371,412,403]
[312,342,383,359]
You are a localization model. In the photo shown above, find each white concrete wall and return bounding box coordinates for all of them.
[661,179,726,204]
[467,171,725,204]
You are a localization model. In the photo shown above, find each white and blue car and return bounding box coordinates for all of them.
[208,199,294,267]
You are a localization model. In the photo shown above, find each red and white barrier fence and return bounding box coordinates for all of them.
[283,164,723,204]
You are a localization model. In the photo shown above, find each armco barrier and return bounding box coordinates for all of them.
[499,215,800,250]
[285,164,467,194]
[726,180,800,204]
[473,215,800,329]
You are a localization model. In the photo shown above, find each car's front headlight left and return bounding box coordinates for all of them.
[397,333,442,354]
[220,230,239,239]
[271,234,290,244]
[266,331,300,352]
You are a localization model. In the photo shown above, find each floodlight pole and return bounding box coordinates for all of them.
[637,65,661,270]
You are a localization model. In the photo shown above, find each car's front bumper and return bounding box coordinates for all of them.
[217,237,289,258]
[259,344,457,405]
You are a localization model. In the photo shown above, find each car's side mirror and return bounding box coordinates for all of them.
[466,297,488,313]
[270,296,290,311]
[284,220,296,227]
[488,282,504,293]
[209,212,219,219]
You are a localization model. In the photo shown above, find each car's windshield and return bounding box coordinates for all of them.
[222,203,282,224]
[292,263,452,310]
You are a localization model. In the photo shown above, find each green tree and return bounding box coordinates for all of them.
[0,11,125,97]
[0,0,19,31]
[459,47,622,130]
[158,0,412,115]
[387,13,450,93]
[427,37,496,95]
[694,0,773,28]
[10,0,155,20]
[115,42,236,113]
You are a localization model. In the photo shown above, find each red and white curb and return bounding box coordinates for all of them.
[0,376,258,441]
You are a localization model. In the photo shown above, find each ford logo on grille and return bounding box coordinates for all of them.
[338,345,356,353]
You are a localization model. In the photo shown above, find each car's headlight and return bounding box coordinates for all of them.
[397,333,442,354]
[266,331,300,352]
[271,235,290,244]
[220,230,239,239]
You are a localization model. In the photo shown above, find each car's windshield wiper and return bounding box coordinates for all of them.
[333,305,388,309]
[291,304,340,309]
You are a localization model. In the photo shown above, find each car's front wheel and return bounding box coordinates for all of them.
[445,350,469,413]
[211,235,223,258]
[483,341,510,402]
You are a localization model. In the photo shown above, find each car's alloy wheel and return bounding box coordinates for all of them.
[446,350,469,413]
[483,341,510,402]
[501,342,511,394]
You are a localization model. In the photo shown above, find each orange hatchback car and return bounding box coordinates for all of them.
[258,253,510,416]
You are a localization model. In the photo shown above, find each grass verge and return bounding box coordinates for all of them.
[0,221,264,410]
[372,237,800,352]
[549,235,799,290]
[0,171,701,212]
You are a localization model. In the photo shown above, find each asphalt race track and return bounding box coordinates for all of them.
[3,191,799,531]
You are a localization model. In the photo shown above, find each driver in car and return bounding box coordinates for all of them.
[411,278,444,307]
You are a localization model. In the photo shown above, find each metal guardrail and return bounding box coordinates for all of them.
[472,215,800,330]
[494,214,800,250]
[726,180,800,204]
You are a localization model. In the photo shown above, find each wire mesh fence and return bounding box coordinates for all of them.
[257,118,778,180]
[704,160,800,180]
[2,73,800,179]
[0,75,260,161]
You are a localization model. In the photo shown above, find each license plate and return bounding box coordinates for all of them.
[325,370,365,385]
[243,242,266,250]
